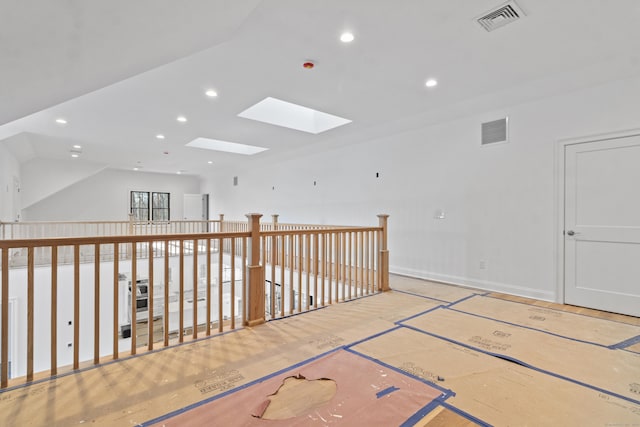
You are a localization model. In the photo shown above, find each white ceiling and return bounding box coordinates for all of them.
[2,0,640,177]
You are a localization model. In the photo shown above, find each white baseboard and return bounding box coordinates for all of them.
[390,266,556,302]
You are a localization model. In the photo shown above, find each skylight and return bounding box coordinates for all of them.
[237,97,352,134]
[186,138,268,155]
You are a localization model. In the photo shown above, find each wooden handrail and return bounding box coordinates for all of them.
[0,214,389,389]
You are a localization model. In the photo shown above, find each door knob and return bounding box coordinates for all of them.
[567,230,575,236]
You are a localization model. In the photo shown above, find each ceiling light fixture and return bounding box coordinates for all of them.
[205,90,218,97]
[133,167,139,171]
[340,32,354,43]
[177,116,187,123]
[156,134,165,140]
[70,146,82,158]
[207,161,213,164]
[55,118,67,124]
[425,79,438,88]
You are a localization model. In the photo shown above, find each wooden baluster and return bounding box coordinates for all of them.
[178,240,184,343]
[289,235,294,315]
[1,248,8,388]
[206,239,211,336]
[113,244,119,359]
[131,243,137,354]
[27,247,34,381]
[347,232,352,300]
[218,238,223,332]
[148,241,154,351]
[297,234,303,312]
[242,237,247,325]
[328,233,333,304]
[305,234,311,309]
[193,239,198,339]
[230,238,236,329]
[271,235,276,318]
[94,243,100,364]
[51,245,58,375]
[313,233,319,309]
[280,236,285,317]
[74,245,81,368]
[163,241,169,347]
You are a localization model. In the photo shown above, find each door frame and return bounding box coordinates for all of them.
[554,127,640,305]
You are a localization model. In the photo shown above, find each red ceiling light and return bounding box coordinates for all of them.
[303,61,315,69]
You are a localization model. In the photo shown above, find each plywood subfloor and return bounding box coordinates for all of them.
[1,275,639,426]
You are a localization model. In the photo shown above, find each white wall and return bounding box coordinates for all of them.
[202,74,640,302]
[0,144,21,222]
[20,157,106,209]
[22,168,201,221]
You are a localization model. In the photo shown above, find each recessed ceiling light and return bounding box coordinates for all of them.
[207,161,213,164]
[177,116,187,123]
[133,167,139,171]
[425,79,438,88]
[71,154,79,158]
[340,32,355,43]
[238,97,352,134]
[176,171,182,175]
[205,90,218,97]
[186,137,268,155]
[156,134,165,140]
[73,145,82,149]
[56,118,67,124]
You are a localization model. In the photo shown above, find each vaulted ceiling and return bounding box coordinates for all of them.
[2,0,640,177]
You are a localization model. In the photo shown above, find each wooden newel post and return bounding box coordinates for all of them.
[218,214,225,232]
[271,214,279,230]
[245,213,265,326]
[377,214,390,291]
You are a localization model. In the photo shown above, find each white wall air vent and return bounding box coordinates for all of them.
[481,117,509,145]
[476,1,525,32]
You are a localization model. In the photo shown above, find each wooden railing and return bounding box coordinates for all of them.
[0,219,222,240]
[0,214,389,389]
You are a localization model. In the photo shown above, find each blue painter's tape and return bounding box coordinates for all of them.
[139,346,346,426]
[445,292,482,308]
[344,347,454,397]
[395,305,446,324]
[446,307,612,349]
[440,401,494,427]
[392,289,451,304]
[376,385,399,398]
[483,294,640,327]
[399,398,443,427]
[610,334,640,350]
[345,325,402,348]
[399,324,640,407]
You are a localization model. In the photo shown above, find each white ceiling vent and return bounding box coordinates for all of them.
[476,1,525,32]
[481,117,509,145]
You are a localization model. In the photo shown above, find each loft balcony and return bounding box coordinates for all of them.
[1,216,639,425]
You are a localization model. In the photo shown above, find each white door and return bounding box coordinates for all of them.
[183,194,205,220]
[564,135,640,316]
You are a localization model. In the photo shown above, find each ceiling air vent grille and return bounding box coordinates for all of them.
[481,117,509,145]
[477,1,525,32]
